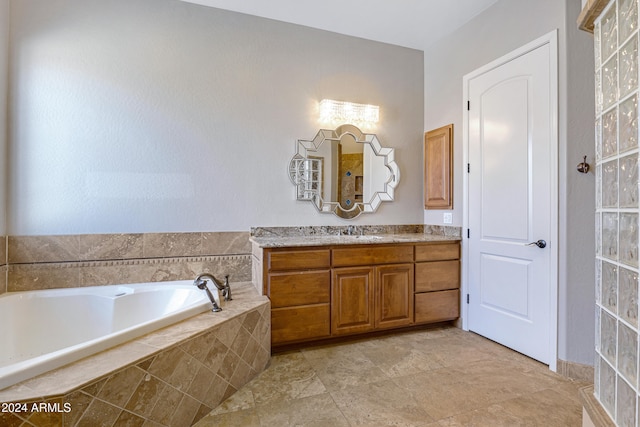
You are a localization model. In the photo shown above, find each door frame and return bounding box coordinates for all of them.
[461,30,559,371]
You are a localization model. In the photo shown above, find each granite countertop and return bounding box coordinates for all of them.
[250,233,461,248]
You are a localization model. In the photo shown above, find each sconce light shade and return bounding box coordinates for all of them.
[319,99,379,125]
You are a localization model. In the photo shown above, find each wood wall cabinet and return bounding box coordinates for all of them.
[424,124,453,210]
[260,240,459,348]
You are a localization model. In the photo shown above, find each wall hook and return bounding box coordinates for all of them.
[577,155,590,174]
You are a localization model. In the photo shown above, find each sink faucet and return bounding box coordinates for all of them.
[347,225,355,236]
[193,273,232,312]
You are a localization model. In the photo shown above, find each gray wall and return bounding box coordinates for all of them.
[7,0,424,235]
[423,0,596,365]
[0,0,7,236]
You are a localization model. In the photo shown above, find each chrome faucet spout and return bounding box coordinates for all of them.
[193,273,223,312]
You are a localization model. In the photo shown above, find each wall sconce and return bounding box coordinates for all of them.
[319,99,379,126]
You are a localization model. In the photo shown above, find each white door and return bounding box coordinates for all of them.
[464,32,558,366]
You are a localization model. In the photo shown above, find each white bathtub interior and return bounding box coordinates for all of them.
[0,280,215,390]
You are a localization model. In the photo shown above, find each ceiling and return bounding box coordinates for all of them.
[180,0,499,50]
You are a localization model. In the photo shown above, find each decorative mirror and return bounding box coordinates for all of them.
[289,124,400,219]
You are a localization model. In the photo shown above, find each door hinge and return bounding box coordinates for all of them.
[467,100,470,111]
[467,229,470,238]
[466,294,470,304]
[467,163,470,173]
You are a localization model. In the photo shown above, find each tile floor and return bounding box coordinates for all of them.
[195,326,590,426]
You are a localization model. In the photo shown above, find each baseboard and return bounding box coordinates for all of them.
[580,385,615,427]
[557,359,594,382]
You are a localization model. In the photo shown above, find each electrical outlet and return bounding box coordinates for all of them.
[443,213,453,224]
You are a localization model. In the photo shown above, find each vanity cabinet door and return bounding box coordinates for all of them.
[376,263,414,329]
[415,289,459,323]
[415,260,460,292]
[272,305,331,345]
[415,242,460,262]
[268,248,330,271]
[332,267,375,336]
[332,264,414,335]
[332,245,414,267]
[268,270,330,307]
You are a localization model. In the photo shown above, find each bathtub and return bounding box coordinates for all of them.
[0,280,216,390]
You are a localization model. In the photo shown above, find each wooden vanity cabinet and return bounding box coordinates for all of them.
[263,240,460,348]
[265,248,331,346]
[414,242,460,323]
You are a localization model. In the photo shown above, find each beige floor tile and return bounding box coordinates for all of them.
[396,371,513,420]
[437,405,526,427]
[208,386,255,415]
[302,344,390,391]
[248,351,326,405]
[195,327,590,426]
[256,393,350,426]
[196,407,261,427]
[331,380,435,426]
[359,340,444,377]
[494,389,584,426]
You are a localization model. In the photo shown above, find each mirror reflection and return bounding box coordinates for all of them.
[289,124,400,219]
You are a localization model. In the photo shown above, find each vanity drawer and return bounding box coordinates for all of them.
[415,242,460,262]
[268,270,330,308]
[271,304,331,345]
[414,289,460,324]
[415,260,460,292]
[267,248,331,271]
[332,245,414,267]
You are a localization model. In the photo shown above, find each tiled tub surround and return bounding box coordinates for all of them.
[593,0,640,425]
[0,282,270,427]
[6,231,252,292]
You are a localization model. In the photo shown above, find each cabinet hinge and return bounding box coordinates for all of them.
[467,294,470,304]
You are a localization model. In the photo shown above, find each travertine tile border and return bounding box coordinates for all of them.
[580,385,616,427]
[8,232,251,264]
[4,232,252,292]
[557,359,595,383]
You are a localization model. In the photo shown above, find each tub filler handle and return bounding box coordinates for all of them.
[222,274,232,301]
[193,273,225,312]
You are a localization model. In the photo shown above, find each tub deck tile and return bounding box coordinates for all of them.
[0,282,270,427]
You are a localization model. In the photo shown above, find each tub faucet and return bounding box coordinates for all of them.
[222,275,232,301]
[193,273,225,312]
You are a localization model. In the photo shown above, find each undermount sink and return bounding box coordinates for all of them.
[354,235,384,240]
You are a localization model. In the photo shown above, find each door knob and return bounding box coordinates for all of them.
[526,239,546,249]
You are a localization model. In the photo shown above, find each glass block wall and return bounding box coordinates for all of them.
[595,0,640,425]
